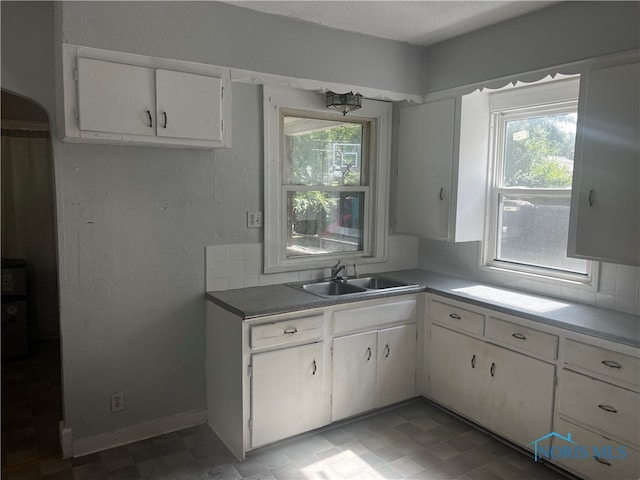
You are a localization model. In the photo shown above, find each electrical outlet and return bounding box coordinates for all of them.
[111,391,124,412]
[247,211,262,228]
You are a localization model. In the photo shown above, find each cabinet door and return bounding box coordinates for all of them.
[429,324,484,423]
[156,69,222,142]
[484,343,555,448]
[396,99,454,240]
[377,324,416,407]
[570,61,640,265]
[77,57,156,136]
[251,342,324,447]
[332,331,377,421]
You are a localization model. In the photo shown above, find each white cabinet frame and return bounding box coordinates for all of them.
[59,44,232,148]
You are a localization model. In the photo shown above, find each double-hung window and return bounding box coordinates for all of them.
[484,78,593,283]
[264,87,391,273]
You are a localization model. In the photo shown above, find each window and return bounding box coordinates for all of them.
[484,79,593,283]
[264,87,391,273]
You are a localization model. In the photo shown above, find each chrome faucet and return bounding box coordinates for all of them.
[330,260,347,281]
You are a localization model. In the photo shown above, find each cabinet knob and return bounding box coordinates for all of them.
[593,456,612,466]
[602,360,622,369]
[597,404,618,413]
[146,110,153,128]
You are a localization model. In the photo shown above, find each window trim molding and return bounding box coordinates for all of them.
[481,79,597,288]
[263,85,391,274]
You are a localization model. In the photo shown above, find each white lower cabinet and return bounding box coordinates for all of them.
[251,342,324,448]
[555,418,640,480]
[332,331,377,421]
[429,324,484,422]
[377,324,417,407]
[429,324,555,449]
[331,323,417,421]
[557,338,640,479]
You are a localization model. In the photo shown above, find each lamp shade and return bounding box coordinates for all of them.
[326,91,362,115]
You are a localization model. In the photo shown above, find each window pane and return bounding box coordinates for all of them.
[497,194,588,274]
[286,191,364,257]
[503,113,577,188]
[283,116,364,186]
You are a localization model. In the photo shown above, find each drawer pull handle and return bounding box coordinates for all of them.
[490,362,495,377]
[284,327,298,335]
[593,456,611,466]
[598,404,618,413]
[602,360,622,369]
[312,360,317,375]
[439,187,444,201]
[146,110,153,128]
[163,112,168,129]
[449,313,461,320]
[471,354,476,368]
[512,333,527,340]
[366,347,372,362]
[384,344,390,358]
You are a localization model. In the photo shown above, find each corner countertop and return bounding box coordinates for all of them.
[206,269,640,348]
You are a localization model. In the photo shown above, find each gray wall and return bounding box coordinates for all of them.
[3,0,639,443]
[59,1,425,96]
[423,1,640,93]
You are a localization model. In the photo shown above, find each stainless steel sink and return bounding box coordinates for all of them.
[301,281,367,296]
[346,276,414,290]
[287,275,418,298]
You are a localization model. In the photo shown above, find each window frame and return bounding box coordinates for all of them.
[482,78,597,286]
[264,86,391,273]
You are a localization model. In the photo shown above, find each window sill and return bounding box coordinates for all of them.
[479,262,599,292]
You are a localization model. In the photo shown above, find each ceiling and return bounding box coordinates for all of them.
[224,1,558,47]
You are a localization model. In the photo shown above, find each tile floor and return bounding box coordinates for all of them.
[2,396,577,480]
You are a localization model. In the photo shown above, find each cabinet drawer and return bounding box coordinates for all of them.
[560,370,640,448]
[565,339,640,387]
[486,317,558,359]
[555,418,639,480]
[332,299,416,335]
[251,315,323,350]
[429,298,484,335]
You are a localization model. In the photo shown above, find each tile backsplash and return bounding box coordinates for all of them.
[419,238,640,315]
[205,235,419,292]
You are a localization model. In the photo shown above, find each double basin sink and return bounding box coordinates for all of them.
[287,275,419,298]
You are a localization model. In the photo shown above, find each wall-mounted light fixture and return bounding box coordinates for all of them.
[326,91,362,116]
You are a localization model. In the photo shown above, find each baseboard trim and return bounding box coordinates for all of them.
[71,409,208,458]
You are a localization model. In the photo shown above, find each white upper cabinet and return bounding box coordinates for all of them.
[77,58,156,137]
[569,58,640,265]
[155,69,222,142]
[61,44,231,148]
[396,91,490,242]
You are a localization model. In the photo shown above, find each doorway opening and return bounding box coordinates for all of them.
[1,90,63,472]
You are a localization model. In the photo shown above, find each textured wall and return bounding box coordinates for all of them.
[59,1,425,96]
[423,1,640,93]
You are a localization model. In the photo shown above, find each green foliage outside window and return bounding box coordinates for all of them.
[503,114,576,188]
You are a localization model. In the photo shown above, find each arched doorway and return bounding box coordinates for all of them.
[1,90,63,472]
